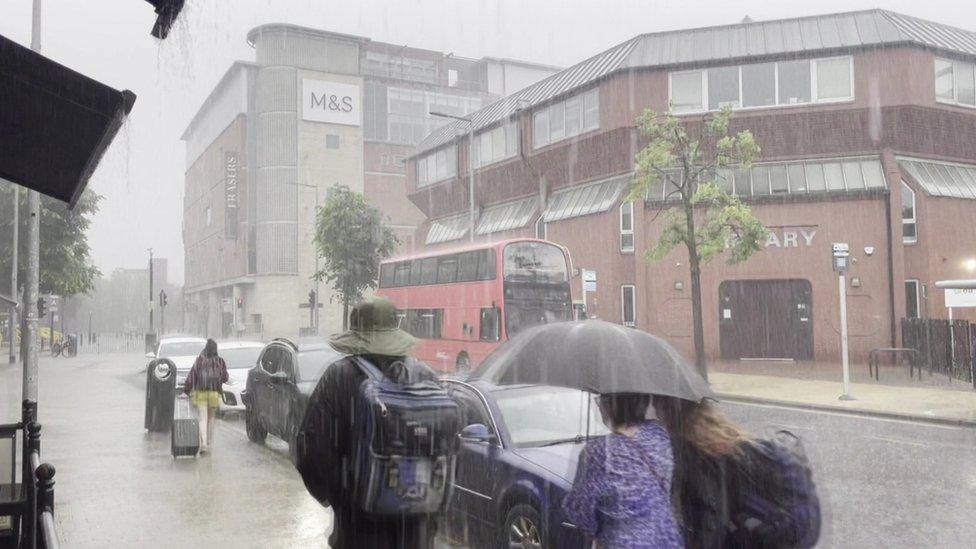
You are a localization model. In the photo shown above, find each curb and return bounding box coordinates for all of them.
[715,392,976,428]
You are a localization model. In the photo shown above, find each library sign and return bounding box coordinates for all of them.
[302,79,361,126]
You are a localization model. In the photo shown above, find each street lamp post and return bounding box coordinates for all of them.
[429,111,475,242]
[23,0,43,402]
[284,181,320,332]
[8,186,17,364]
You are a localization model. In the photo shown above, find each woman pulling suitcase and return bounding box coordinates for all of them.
[181,339,229,454]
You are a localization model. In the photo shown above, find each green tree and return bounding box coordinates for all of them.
[0,183,102,298]
[628,106,767,377]
[312,185,399,330]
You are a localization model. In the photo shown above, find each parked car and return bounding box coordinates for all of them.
[145,336,207,389]
[242,339,340,461]
[215,340,265,414]
[442,379,608,549]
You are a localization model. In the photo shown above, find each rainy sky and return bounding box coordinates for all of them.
[0,0,971,285]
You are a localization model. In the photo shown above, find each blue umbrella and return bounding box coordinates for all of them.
[470,320,711,400]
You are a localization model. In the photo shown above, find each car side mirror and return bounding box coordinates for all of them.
[459,423,492,443]
[145,351,156,359]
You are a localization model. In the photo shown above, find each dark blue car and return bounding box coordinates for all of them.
[442,379,609,548]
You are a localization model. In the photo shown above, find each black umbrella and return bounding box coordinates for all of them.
[470,320,711,401]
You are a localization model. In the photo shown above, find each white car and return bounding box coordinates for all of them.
[146,336,207,389]
[215,340,265,413]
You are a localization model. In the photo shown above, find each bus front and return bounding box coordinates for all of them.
[501,240,574,339]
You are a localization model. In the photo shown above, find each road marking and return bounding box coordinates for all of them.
[868,435,925,447]
[724,400,967,431]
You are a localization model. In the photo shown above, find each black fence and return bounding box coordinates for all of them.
[0,400,60,549]
[901,318,976,387]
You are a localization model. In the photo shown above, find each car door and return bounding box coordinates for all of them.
[251,345,281,426]
[270,347,299,437]
[447,382,502,539]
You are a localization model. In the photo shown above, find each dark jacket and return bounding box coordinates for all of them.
[295,354,438,549]
[182,356,228,395]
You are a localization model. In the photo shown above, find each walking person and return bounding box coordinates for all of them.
[296,297,457,549]
[563,392,684,548]
[182,339,228,454]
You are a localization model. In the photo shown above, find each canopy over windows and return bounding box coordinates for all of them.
[426,213,470,244]
[897,157,976,200]
[476,197,537,235]
[542,174,630,222]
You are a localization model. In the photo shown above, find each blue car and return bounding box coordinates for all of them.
[442,379,609,548]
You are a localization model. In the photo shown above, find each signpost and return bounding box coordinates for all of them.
[581,270,596,319]
[833,243,854,401]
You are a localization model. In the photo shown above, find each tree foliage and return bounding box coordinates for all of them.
[312,185,399,328]
[0,183,102,297]
[629,106,767,374]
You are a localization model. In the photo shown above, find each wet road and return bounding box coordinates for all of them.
[2,353,975,548]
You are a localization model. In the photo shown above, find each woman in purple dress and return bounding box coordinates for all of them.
[563,393,683,548]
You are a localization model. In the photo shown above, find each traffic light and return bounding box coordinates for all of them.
[159,290,168,308]
[236,297,244,309]
[308,290,317,307]
[36,297,47,318]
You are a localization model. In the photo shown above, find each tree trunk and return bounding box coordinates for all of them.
[683,198,708,379]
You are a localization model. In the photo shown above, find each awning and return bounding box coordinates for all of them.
[0,33,136,208]
[897,157,976,200]
[542,174,630,223]
[476,197,537,235]
[425,214,470,245]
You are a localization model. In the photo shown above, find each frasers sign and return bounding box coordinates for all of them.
[945,288,976,308]
[302,79,360,126]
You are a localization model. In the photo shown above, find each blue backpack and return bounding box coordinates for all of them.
[348,356,460,516]
[730,431,821,548]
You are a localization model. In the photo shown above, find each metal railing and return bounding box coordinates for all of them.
[0,400,60,549]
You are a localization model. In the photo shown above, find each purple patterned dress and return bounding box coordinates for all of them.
[563,420,683,548]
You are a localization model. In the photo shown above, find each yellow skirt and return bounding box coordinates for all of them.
[190,390,221,409]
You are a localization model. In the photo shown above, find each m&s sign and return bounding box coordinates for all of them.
[302,79,360,126]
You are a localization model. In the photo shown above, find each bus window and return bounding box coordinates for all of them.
[459,251,480,282]
[379,263,395,288]
[477,249,496,281]
[394,261,412,286]
[480,307,501,342]
[504,242,568,283]
[404,309,443,339]
[437,255,458,284]
[421,257,438,284]
[409,258,423,285]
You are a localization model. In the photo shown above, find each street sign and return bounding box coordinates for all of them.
[945,288,976,308]
[583,270,597,292]
[832,242,850,273]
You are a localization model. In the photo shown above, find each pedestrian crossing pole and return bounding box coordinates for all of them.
[833,243,854,401]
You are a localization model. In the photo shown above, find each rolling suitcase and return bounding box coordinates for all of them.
[171,395,200,458]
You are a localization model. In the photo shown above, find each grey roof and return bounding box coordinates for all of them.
[898,157,976,200]
[417,9,976,154]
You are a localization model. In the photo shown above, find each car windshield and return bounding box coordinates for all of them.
[297,349,340,381]
[219,346,262,368]
[157,342,203,358]
[492,386,609,447]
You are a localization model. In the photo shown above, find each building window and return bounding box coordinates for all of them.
[935,57,976,107]
[535,216,547,240]
[531,88,599,149]
[619,202,634,252]
[669,56,852,113]
[902,180,917,244]
[205,205,212,227]
[388,87,482,145]
[448,69,459,87]
[905,279,921,319]
[392,155,405,167]
[472,121,518,168]
[621,285,636,327]
[326,134,340,149]
[417,145,458,187]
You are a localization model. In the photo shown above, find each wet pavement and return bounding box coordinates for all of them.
[2,352,975,547]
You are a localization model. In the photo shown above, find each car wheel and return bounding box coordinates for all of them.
[456,352,471,374]
[244,405,267,444]
[503,503,545,549]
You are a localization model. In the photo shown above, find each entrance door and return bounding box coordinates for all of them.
[719,280,813,360]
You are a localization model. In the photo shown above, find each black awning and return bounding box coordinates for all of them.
[0,33,136,209]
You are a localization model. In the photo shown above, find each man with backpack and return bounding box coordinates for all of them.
[295,297,459,549]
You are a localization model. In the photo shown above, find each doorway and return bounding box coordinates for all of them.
[719,279,813,360]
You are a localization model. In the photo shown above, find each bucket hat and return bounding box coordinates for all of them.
[329,297,416,356]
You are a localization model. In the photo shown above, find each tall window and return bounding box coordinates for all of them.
[621,285,636,326]
[905,280,921,319]
[902,180,917,244]
[417,145,458,187]
[532,88,599,149]
[935,58,976,107]
[205,205,212,227]
[670,56,852,113]
[619,202,634,252]
[535,216,547,240]
[472,121,519,168]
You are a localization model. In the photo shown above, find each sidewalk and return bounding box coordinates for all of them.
[712,372,976,426]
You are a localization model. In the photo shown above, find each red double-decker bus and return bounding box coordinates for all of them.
[377,239,574,373]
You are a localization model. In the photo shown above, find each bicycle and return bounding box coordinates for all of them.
[51,335,78,358]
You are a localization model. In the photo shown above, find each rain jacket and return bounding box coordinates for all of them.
[295,354,438,548]
[181,356,228,394]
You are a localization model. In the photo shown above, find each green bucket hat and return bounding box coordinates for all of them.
[329,297,416,356]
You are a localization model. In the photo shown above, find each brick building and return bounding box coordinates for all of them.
[181,24,559,339]
[406,10,976,363]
